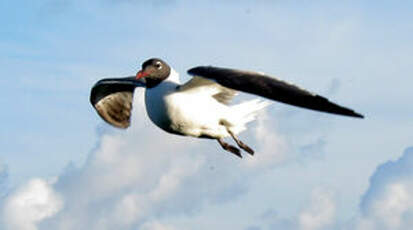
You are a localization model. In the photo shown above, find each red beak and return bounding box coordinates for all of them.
[136,70,149,79]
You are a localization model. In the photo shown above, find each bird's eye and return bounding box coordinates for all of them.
[155,62,162,69]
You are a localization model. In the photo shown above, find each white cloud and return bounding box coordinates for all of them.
[354,147,413,230]
[298,188,336,230]
[0,92,287,230]
[369,183,411,228]
[254,147,413,230]
[293,148,413,230]
[140,221,179,230]
[1,178,63,230]
[256,187,336,230]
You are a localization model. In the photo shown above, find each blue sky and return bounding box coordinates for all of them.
[1,1,413,230]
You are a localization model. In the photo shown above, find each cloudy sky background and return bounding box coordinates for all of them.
[1,0,412,229]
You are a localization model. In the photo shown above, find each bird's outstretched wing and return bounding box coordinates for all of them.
[178,76,237,105]
[90,77,146,128]
[188,66,364,118]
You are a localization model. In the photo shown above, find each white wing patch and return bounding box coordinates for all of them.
[178,76,237,105]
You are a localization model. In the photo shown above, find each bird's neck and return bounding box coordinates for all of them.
[167,68,181,84]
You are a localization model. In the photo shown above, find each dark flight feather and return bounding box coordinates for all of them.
[90,77,146,128]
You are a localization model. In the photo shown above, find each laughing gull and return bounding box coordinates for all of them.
[90,58,363,158]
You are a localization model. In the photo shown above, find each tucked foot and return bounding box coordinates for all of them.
[217,139,242,158]
[237,140,254,155]
[227,130,255,155]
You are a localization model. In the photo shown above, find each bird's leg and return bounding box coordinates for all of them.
[227,130,254,155]
[217,138,242,158]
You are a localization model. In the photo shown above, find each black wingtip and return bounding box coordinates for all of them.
[342,111,364,119]
[342,107,364,119]
[353,112,364,119]
[332,110,364,119]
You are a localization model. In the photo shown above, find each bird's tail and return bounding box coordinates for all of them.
[226,99,271,134]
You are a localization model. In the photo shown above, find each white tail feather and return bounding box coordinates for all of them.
[227,99,271,134]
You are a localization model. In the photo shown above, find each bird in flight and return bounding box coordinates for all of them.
[90,58,363,158]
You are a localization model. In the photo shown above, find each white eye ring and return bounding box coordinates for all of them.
[155,62,162,69]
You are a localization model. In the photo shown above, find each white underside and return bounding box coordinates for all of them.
[145,69,270,139]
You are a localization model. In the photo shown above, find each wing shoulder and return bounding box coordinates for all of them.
[178,76,237,105]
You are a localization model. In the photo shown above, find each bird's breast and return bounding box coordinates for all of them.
[145,82,182,134]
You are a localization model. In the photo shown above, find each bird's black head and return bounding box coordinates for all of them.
[136,58,171,88]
